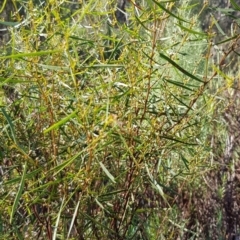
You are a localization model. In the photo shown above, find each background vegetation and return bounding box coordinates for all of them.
[0,0,240,239]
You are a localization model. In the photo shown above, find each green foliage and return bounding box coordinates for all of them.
[0,0,240,239]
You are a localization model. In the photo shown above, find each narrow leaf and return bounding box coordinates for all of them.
[52,150,85,176]
[151,0,189,23]
[53,197,65,240]
[180,154,190,170]
[159,53,203,82]
[99,162,116,183]
[67,200,80,240]
[107,35,125,63]
[176,24,207,36]
[170,93,192,110]
[4,168,42,185]
[165,79,195,91]
[0,21,20,27]
[10,163,27,224]
[0,50,61,60]
[43,110,78,134]
[1,108,17,143]
[84,64,124,68]
[211,14,226,36]
[135,15,151,31]
[38,64,70,71]
[145,164,170,206]
[216,35,238,45]
[160,135,198,145]
[230,0,240,11]
[81,213,115,233]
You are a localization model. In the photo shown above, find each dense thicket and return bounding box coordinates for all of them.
[0,0,240,239]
